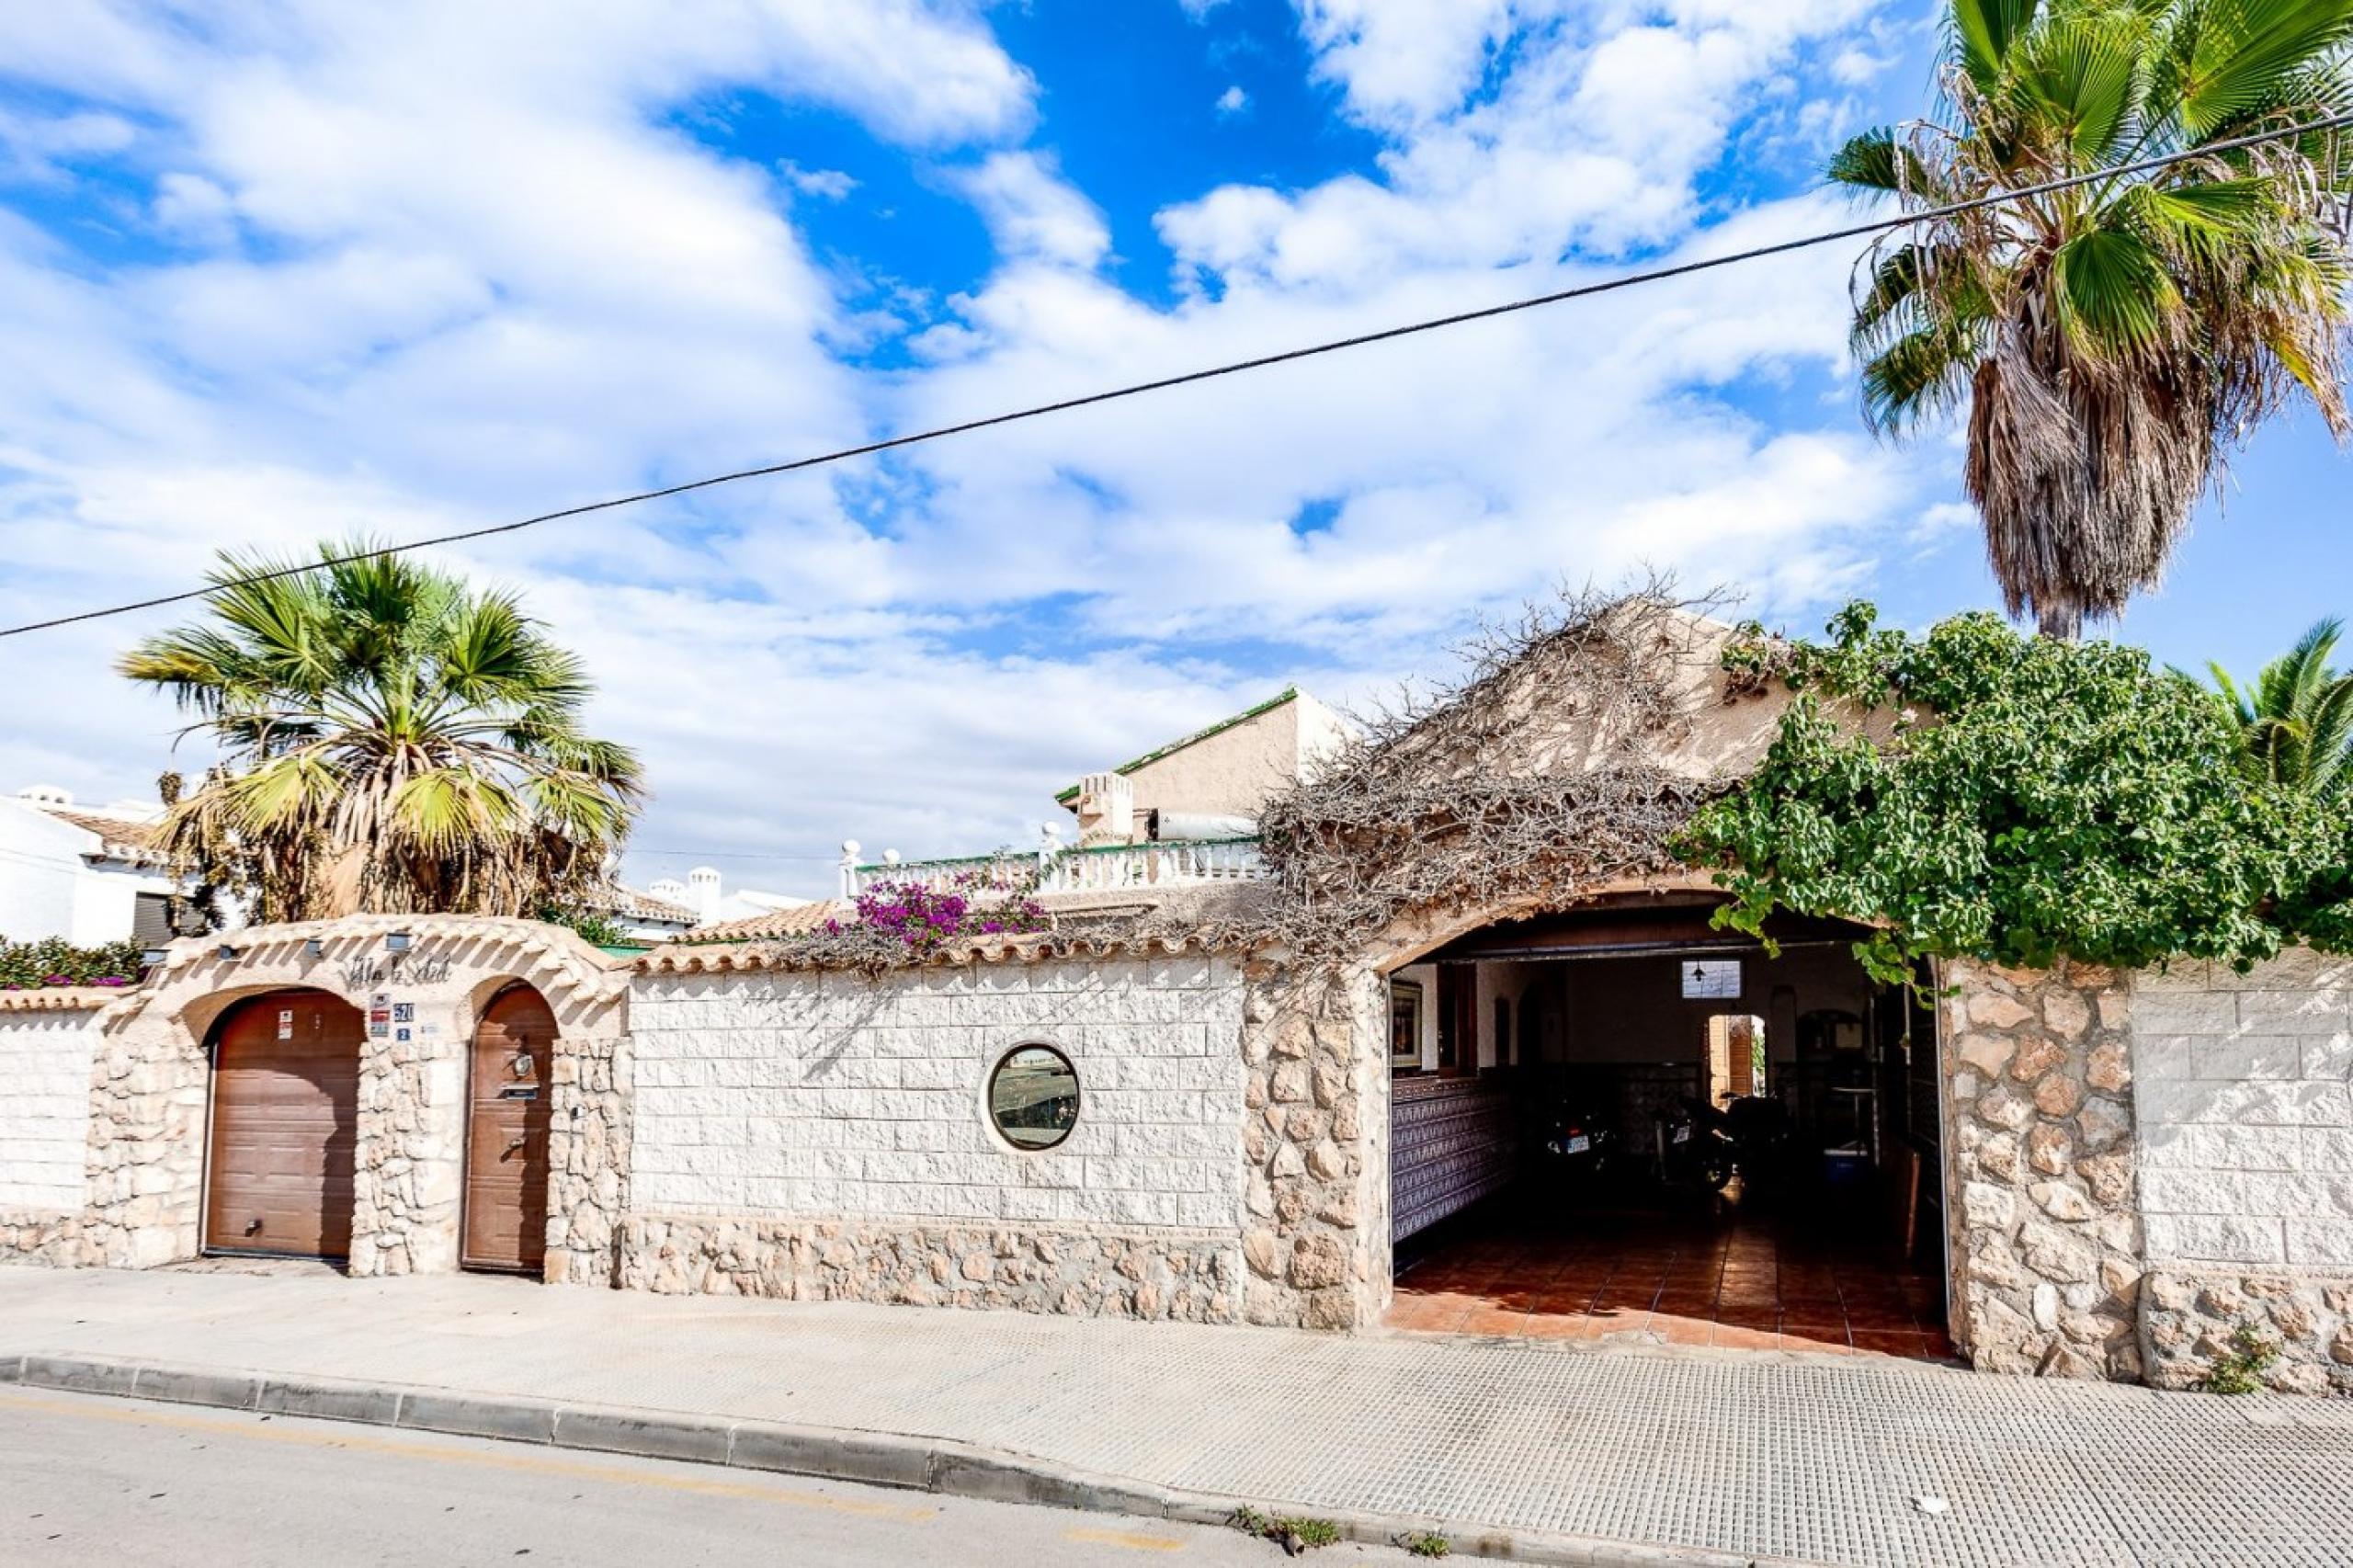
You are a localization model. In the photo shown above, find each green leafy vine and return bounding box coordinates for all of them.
[1677,605,2353,983]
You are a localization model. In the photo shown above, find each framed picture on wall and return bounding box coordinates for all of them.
[1390,979,1424,1072]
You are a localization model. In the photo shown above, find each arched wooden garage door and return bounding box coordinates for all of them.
[462,984,555,1274]
[205,989,361,1259]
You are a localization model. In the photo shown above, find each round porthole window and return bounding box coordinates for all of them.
[988,1044,1080,1151]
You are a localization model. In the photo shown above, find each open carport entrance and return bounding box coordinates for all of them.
[1384,894,1951,1360]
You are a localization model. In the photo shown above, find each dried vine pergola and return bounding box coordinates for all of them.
[704,583,1744,975]
[1172,583,1735,958]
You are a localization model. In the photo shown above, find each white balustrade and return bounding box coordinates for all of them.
[844,838,1267,899]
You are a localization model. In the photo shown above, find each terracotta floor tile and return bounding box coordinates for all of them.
[1522,1312,1596,1340]
[1710,1324,1780,1350]
[1456,1306,1531,1337]
[1779,1321,1849,1346]
[1849,1329,1930,1358]
[1635,1308,1703,1338]
[1386,1200,1951,1355]
[1590,1285,1660,1312]
[1717,1301,1779,1330]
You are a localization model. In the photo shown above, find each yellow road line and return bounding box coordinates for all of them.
[0,1387,937,1523]
[1063,1524,1187,1552]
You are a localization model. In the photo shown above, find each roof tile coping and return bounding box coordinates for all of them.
[0,986,124,1012]
[634,926,1231,976]
[135,913,635,1006]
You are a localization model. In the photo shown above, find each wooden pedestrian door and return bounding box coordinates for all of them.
[463,985,555,1274]
[205,990,361,1259]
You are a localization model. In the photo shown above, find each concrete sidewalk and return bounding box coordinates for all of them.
[2,1267,2347,1567]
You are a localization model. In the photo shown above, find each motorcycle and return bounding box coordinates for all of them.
[1655,1093,1793,1194]
[1533,1101,1616,1190]
[1654,1096,1735,1191]
[1719,1092,1793,1192]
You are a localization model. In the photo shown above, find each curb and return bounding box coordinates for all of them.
[0,1351,1789,1567]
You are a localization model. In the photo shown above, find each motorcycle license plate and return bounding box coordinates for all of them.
[1672,1126,1691,1143]
[1565,1136,1590,1153]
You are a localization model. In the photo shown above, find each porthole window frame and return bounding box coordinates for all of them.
[985,1041,1083,1153]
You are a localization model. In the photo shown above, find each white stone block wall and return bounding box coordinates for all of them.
[0,1006,103,1211]
[2132,949,2353,1269]
[627,957,1246,1237]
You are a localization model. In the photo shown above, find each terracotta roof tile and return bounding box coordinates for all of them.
[681,902,845,942]
[588,882,698,924]
[41,806,168,861]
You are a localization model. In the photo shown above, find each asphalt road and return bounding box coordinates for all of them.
[0,1388,1419,1567]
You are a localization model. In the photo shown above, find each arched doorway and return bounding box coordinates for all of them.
[204,989,362,1259]
[462,983,556,1274]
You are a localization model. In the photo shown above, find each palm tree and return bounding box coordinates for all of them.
[120,543,644,922]
[1831,0,2353,638]
[2202,617,2353,796]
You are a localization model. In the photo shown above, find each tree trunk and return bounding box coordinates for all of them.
[2036,601,2084,642]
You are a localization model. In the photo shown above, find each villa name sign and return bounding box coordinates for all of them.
[339,950,455,989]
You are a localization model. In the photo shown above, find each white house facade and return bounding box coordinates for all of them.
[0,786,194,947]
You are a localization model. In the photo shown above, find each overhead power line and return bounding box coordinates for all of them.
[6,108,2350,642]
[631,847,842,861]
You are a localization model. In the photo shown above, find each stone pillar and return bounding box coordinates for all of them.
[1238,956,1381,1330]
[1939,958,2142,1380]
[546,1027,631,1285]
[81,1007,208,1269]
[348,1011,466,1276]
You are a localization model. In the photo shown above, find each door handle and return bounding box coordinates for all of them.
[505,1133,529,1155]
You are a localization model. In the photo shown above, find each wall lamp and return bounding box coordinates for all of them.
[385,931,414,954]
[303,939,325,959]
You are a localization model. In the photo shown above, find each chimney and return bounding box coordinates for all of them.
[1074,771,1135,848]
[687,866,723,923]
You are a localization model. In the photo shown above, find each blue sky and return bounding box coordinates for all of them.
[0,1,2330,898]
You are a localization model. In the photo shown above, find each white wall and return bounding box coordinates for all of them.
[627,956,1246,1234]
[2135,949,2353,1268]
[0,798,177,945]
[0,1007,100,1212]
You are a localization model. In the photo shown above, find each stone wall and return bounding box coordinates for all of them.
[2131,948,2353,1392]
[1237,958,1387,1330]
[347,1007,465,1278]
[546,1026,631,1285]
[1940,958,2143,1380]
[79,985,210,1269]
[0,916,629,1276]
[617,1216,1234,1321]
[621,954,1248,1319]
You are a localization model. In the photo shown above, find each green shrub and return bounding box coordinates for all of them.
[1684,606,2353,983]
[0,935,145,990]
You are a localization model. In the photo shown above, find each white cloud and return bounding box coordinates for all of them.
[1216,85,1249,116]
[0,0,1941,898]
[0,106,137,182]
[1292,0,1528,130]
[778,160,858,199]
[956,151,1109,270]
